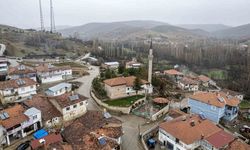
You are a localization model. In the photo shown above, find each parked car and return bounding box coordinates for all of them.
[16,141,30,150]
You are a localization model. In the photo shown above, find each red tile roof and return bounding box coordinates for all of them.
[226,139,250,150]
[190,92,240,108]
[24,94,62,121]
[205,130,234,149]
[0,78,37,90]
[8,65,36,75]
[62,111,123,150]
[0,105,28,129]
[49,92,88,108]
[31,133,63,149]
[180,77,199,85]
[153,97,170,104]
[198,75,211,82]
[159,115,222,145]
[164,69,183,76]
[104,76,148,87]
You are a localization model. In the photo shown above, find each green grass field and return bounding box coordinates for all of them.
[104,95,144,107]
[239,100,250,109]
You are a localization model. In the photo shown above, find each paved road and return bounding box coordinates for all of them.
[74,65,158,150]
[0,44,6,56]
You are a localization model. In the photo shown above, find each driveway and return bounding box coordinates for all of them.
[74,65,160,150]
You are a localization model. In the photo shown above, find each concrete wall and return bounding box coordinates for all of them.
[91,91,138,114]
[62,101,87,121]
[105,84,127,99]
[151,104,170,121]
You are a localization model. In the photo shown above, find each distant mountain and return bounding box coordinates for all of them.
[177,24,231,32]
[35,25,72,31]
[59,20,207,41]
[213,24,250,38]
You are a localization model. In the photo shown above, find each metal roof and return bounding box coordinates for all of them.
[47,82,72,92]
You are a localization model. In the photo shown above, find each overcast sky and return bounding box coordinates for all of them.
[0,0,250,29]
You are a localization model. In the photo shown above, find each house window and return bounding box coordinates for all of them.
[73,105,77,108]
[175,138,180,143]
[33,115,37,120]
[66,107,70,111]
[211,106,216,111]
[80,102,83,106]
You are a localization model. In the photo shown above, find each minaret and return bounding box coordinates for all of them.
[148,39,153,83]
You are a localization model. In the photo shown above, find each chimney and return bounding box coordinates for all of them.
[190,120,195,127]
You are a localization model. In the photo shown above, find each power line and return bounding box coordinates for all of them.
[39,0,45,31]
[50,0,56,33]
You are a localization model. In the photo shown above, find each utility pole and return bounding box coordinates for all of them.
[50,0,56,33]
[39,0,45,31]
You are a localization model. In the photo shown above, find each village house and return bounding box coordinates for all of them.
[7,65,37,81]
[164,69,184,82]
[24,95,62,128]
[188,92,240,124]
[61,111,123,150]
[30,133,63,150]
[49,92,88,121]
[178,77,199,92]
[35,63,72,84]
[198,75,216,87]
[125,58,142,69]
[102,62,119,70]
[0,105,42,146]
[0,57,8,79]
[45,82,72,97]
[0,78,37,104]
[222,89,244,101]
[103,76,152,99]
[158,114,235,150]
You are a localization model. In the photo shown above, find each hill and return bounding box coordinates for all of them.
[177,24,231,32]
[0,25,88,58]
[59,20,208,41]
[213,24,250,39]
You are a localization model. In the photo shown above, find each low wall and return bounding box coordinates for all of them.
[151,105,170,121]
[91,91,146,114]
[141,124,159,150]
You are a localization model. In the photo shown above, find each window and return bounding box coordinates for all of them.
[80,102,83,106]
[73,105,77,108]
[66,107,70,111]
[211,106,216,111]
[175,138,180,143]
[33,115,37,120]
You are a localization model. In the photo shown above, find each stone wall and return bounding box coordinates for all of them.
[151,105,170,121]
[91,91,145,114]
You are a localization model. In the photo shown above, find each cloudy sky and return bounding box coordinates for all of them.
[0,0,250,28]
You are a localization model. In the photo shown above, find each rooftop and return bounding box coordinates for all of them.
[104,76,148,87]
[159,114,221,145]
[180,77,199,85]
[49,92,88,108]
[0,78,37,90]
[205,130,234,149]
[104,62,119,66]
[31,133,63,150]
[198,75,211,82]
[8,65,36,75]
[190,92,240,108]
[35,63,71,73]
[62,111,123,150]
[164,69,183,76]
[47,82,72,92]
[0,105,28,129]
[222,89,243,96]
[225,139,250,150]
[24,95,62,121]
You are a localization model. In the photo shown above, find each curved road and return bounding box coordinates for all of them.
[74,66,159,150]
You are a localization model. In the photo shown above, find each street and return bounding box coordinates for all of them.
[74,66,159,150]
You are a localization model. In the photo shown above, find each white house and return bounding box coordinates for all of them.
[178,77,199,92]
[222,89,244,101]
[24,95,62,128]
[125,58,142,69]
[7,65,37,81]
[35,63,72,84]
[45,82,72,97]
[158,114,234,150]
[0,78,37,104]
[0,105,42,146]
[49,92,88,121]
[0,57,8,77]
[103,62,119,70]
